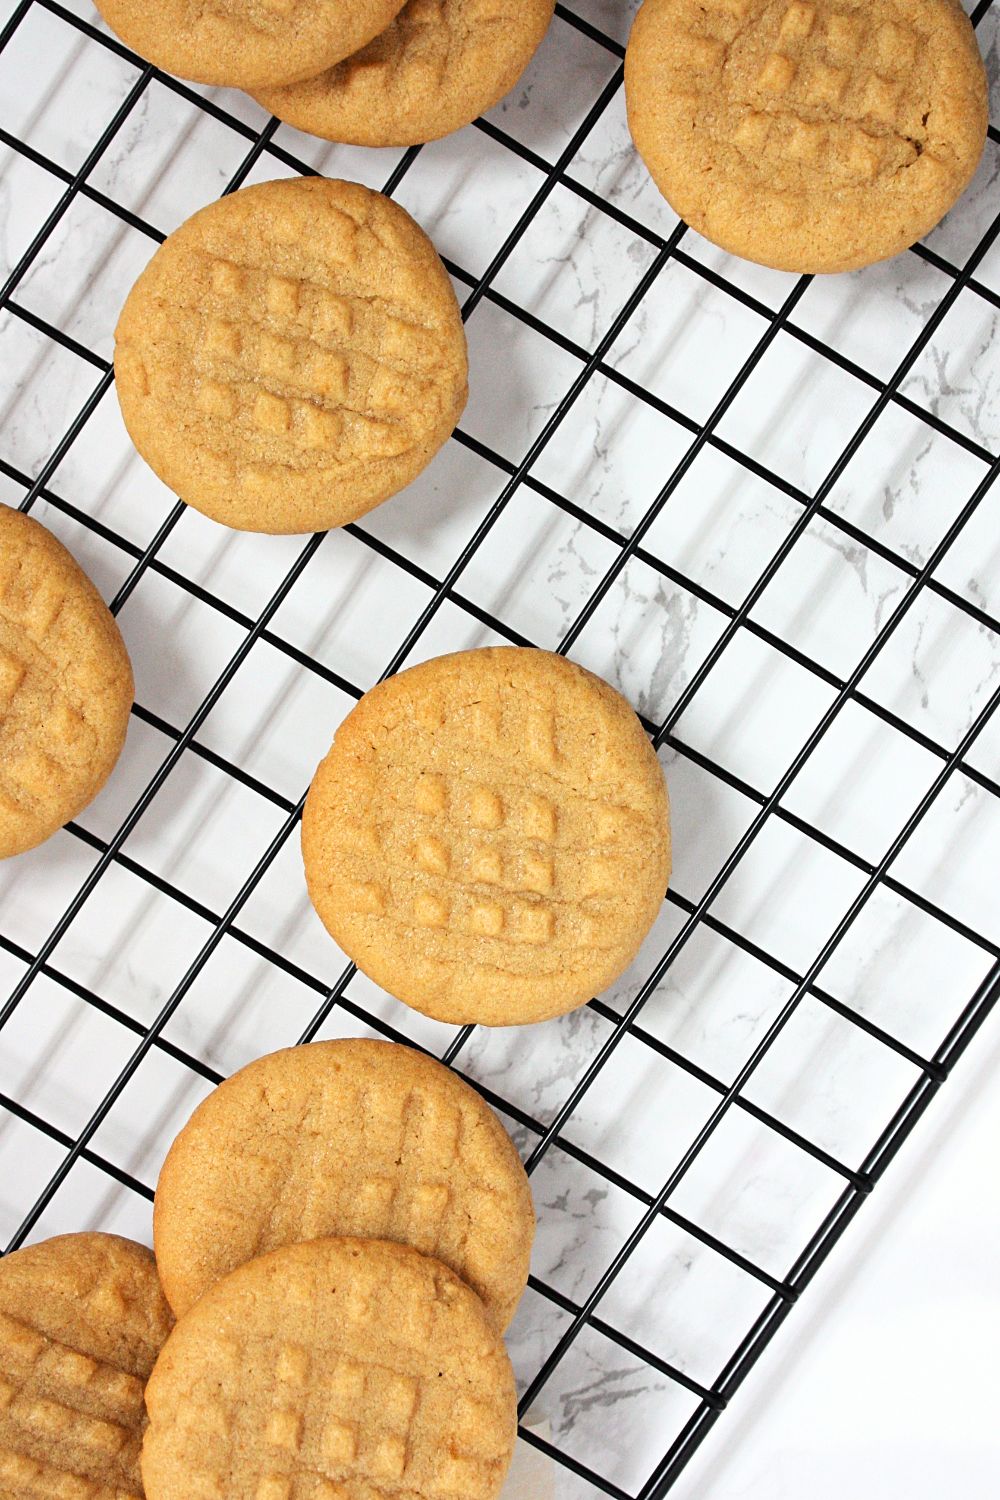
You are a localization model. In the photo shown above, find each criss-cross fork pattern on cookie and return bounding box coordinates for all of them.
[0,554,98,825]
[169,1261,509,1500]
[335,700,648,968]
[121,192,458,488]
[184,1347,495,1499]
[209,1077,506,1279]
[337,0,522,91]
[678,0,930,185]
[188,256,434,467]
[0,1268,160,1500]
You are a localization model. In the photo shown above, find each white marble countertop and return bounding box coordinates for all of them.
[1,1,999,1497]
[668,998,1000,1500]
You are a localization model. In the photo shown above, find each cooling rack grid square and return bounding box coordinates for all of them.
[1,0,1000,1496]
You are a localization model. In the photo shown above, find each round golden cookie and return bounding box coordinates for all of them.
[0,508,134,860]
[114,178,468,536]
[141,1237,518,1500]
[255,0,556,147]
[302,647,671,1026]
[0,1232,174,1500]
[93,0,409,90]
[625,0,988,274]
[153,1039,534,1329]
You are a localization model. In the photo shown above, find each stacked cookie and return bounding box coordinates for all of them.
[152,1039,534,1333]
[95,0,556,147]
[0,1040,532,1499]
[0,1231,174,1498]
[144,1238,517,1500]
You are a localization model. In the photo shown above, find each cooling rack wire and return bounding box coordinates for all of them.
[1,1,1000,1495]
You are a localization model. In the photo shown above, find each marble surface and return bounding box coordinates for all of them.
[1,1,999,1496]
[669,998,1000,1500]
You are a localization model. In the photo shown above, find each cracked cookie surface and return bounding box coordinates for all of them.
[141,1238,517,1500]
[0,508,134,860]
[153,1039,534,1330]
[94,0,408,90]
[302,647,671,1026]
[114,178,468,535]
[625,0,988,272]
[0,1232,173,1500]
[255,0,555,147]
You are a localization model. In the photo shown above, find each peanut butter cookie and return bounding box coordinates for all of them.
[0,1232,173,1500]
[625,0,988,272]
[114,178,468,535]
[255,0,556,147]
[153,1039,534,1329]
[302,647,671,1026]
[141,1238,518,1500]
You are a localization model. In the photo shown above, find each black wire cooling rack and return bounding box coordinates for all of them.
[2,1,1000,1496]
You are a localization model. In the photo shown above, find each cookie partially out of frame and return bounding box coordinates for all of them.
[625,0,988,273]
[302,647,671,1027]
[0,1232,173,1499]
[114,177,468,535]
[0,507,134,859]
[255,0,556,147]
[141,1238,518,1500]
[94,0,408,90]
[153,1039,535,1329]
